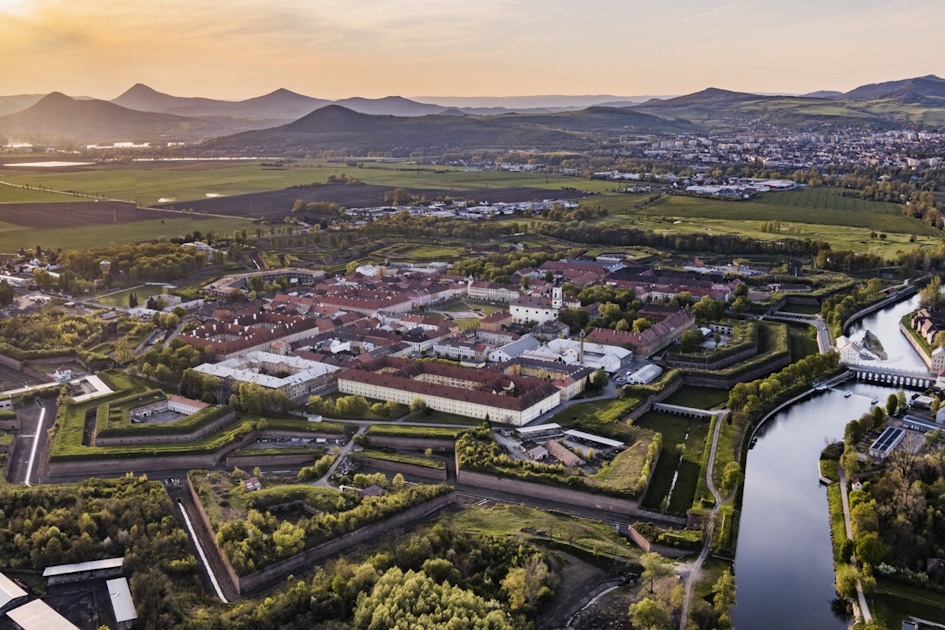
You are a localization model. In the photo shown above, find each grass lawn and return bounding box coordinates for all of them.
[826,484,847,562]
[464,301,505,315]
[435,301,475,313]
[635,411,710,514]
[788,323,820,361]
[456,318,480,330]
[403,410,483,426]
[374,242,466,262]
[662,386,729,410]
[352,450,445,470]
[0,216,253,253]
[445,503,639,560]
[363,425,468,439]
[871,578,945,628]
[547,397,645,441]
[590,443,652,495]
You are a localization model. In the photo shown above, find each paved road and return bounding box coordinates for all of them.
[768,312,832,353]
[838,466,873,624]
[678,412,724,629]
[8,398,56,485]
[314,424,367,486]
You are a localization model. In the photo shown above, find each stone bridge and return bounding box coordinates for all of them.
[848,365,934,389]
[652,402,728,421]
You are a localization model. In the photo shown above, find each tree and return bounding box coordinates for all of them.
[628,597,669,630]
[920,276,945,309]
[854,531,886,567]
[392,473,405,490]
[590,370,608,391]
[840,537,855,563]
[711,569,736,616]
[0,280,12,308]
[886,393,899,416]
[640,552,674,594]
[409,397,428,415]
[834,563,858,599]
[272,521,305,558]
[353,567,511,630]
[691,295,725,322]
[679,329,705,353]
[113,338,134,364]
[720,461,743,495]
[632,318,652,334]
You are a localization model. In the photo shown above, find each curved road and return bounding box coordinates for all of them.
[678,412,724,629]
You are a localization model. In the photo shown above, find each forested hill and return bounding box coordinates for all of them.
[198,104,693,154]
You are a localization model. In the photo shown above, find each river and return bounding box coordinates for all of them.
[732,294,923,628]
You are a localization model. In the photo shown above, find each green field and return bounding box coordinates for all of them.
[871,578,945,628]
[564,187,942,257]
[0,184,89,203]
[635,411,710,514]
[661,386,729,410]
[372,242,468,262]
[352,450,445,470]
[446,503,639,560]
[0,216,252,253]
[546,397,646,441]
[363,425,468,439]
[2,161,939,262]
[0,160,614,206]
[788,323,820,361]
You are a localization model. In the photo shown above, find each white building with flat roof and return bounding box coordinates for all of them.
[0,572,27,613]
[193,351,340,402]
[521,338,631,374]
[107,577,137,630]
[6,600,80,630]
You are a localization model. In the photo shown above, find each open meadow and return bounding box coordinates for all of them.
[0,159,614,207]
[0,215,253,253]
[2,160,941,260]
[514,186,941,258]
[0,183,89,203]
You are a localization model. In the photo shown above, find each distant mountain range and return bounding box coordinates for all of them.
[198,104,693,154]
[2,76,945,149]
[0,92,217,145]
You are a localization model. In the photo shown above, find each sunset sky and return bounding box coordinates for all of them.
[2,0,943,101]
